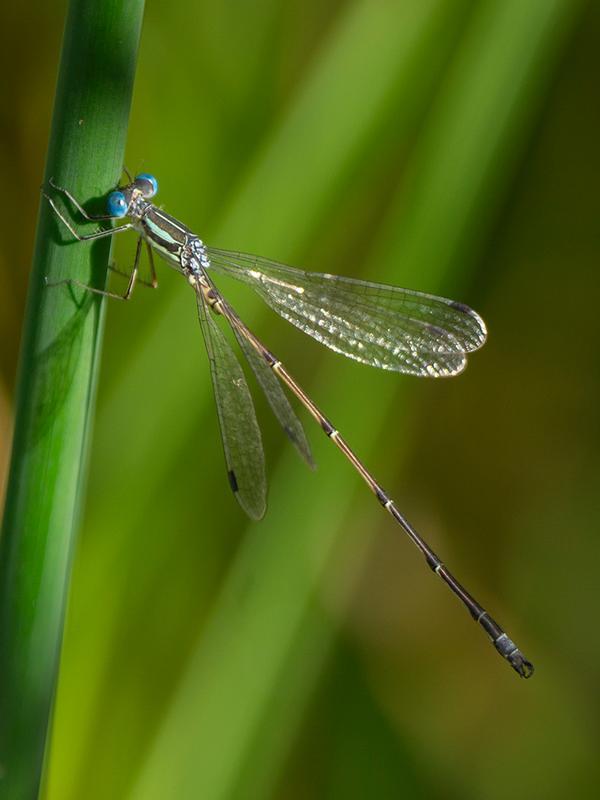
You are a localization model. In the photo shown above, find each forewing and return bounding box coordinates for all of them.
[197,289,266,520]
[207,249,487,377]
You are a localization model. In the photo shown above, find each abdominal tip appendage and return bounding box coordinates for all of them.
[509,650,535,679]
[493,633,534,678]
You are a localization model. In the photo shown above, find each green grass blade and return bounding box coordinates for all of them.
[0,2,144,797]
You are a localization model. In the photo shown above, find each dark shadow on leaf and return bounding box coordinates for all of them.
[30,290,100,447]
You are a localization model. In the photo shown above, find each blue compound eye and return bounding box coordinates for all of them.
[106,191,128,218]
[135,173,158,199]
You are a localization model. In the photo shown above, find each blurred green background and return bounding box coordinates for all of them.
[1,0,599,797]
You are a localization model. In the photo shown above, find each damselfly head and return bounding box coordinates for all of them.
[106,173,158,218]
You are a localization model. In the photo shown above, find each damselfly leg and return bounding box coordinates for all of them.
[47,177,119,222]
[43,182,156,300]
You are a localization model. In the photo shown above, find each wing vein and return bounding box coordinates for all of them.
[207,249,486,377]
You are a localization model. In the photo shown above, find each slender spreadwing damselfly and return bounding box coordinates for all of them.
[43,172,533,678]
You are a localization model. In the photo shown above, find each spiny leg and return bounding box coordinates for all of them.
[145,241,158,288]
[43,191,133,243]
[47,177,116,222]
[107,242,158,290]
[46,235,144,301]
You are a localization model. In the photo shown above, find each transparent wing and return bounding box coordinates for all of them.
[207,248,487,377]
[196,288,266,520]
[231,325,315,468]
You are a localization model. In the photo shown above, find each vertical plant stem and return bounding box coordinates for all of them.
[0,2,144,797]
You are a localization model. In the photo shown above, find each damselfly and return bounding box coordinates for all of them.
[43,172,533,678]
